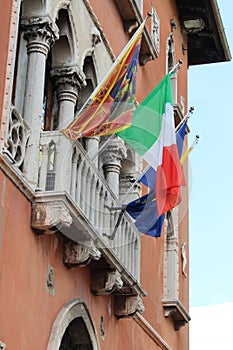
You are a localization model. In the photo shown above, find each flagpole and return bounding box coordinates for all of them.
[175,106,194,132]
[169,59,183,75]
[180,134,200,165]
[72,15,150,120]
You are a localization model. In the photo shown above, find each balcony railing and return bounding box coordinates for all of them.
[38,130,141,280]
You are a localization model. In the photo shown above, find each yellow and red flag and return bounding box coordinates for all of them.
[62,20,146,139]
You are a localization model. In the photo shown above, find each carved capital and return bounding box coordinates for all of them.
[31,201,72,234]
[63,240,101,267]
[91,270,123,295]
[51,66,86,102]
[114,295,145,318]
[101,137,127,170]
[21,16,59,55]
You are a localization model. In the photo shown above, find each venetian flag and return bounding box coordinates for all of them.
[117,74,186,216]
[62,19,146,139]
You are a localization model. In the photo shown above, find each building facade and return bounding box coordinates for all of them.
[0,0,230,349]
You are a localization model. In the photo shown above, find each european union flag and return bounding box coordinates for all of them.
[125,190,165,237]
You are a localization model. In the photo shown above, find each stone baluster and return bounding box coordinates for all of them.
[70,150,78,199]
[21,17,59,186]
[101,137,127,197]
[85,136,100,168]
[90,175,96,224]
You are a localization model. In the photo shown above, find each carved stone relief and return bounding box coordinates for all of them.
[63,240,101,267]
[31,201,73,234]
[91,270,123,295]
[114,295,145,318]
[5,106,30,167]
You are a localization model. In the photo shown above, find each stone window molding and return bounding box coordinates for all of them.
[47,299,100,350]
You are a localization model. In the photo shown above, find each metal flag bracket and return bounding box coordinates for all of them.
[103,205,126,240]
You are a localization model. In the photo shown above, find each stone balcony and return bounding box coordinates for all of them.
[35,130,145,316]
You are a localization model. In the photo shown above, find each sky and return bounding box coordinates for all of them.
[188,0,233,347]
[188,0,233,308]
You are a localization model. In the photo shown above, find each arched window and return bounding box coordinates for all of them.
[45,141,56,190]
[47,300,100,350]
[76,56,97,113]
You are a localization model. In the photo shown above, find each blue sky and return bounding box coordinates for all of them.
[188,0,233,307]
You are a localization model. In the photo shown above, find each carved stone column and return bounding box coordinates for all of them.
[51,66,85,129]
[101,137,127,196]
[21,16,59,186]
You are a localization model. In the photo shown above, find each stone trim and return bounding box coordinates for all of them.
[82,0,115,62]
[133,313,172,350]
[0,0,21,148]
[47,299,100,350]
[161,298,191,331]
[0,154,34,202]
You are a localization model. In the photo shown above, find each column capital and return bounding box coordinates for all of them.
[21,15,59,56]
[101,137,127,171]
[51,66,86,103]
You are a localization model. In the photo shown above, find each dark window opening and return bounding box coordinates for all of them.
[59,317,93,350]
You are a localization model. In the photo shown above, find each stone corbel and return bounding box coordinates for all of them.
[114,295,145,318]
[91,270,123,295]
[63,240,101,267]
[162,299,191,331]
[31,201,72,234]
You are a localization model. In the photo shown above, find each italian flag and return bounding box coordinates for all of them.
[117,74,185,216]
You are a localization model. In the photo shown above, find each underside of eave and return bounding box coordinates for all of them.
[175,0,231,66]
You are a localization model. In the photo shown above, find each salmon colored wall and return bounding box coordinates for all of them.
[0,0,12,125]
[0,172,185,349]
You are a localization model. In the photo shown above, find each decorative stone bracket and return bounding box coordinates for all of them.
[31,201,73,234]
[161,299,191,331]
[91,270,123,295]
[63,240,101,267]
[114,294,145,318]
